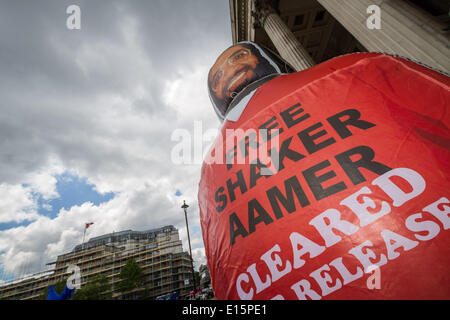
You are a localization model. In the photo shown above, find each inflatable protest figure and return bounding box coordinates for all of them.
[199,42,450,300]
[47,285,75,300]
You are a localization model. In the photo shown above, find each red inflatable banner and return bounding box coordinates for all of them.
[199,53,450,300]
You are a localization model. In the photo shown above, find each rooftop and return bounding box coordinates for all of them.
[72,225,176,252]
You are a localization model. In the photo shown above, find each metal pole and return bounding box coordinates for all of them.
[181,200,197,298]
[82,226,86,250]
[112,252,115,293]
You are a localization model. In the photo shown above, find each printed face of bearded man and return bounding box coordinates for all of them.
[209,45,260,102]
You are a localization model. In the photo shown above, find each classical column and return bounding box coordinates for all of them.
[317,0,450,72]
[257,6,315,71]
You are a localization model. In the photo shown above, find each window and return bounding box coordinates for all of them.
[294,14,304,26]
[315,10,326,22]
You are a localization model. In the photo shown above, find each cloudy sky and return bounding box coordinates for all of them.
[0,0,230,283]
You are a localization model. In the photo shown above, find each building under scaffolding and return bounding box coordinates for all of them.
[0,225,194,300]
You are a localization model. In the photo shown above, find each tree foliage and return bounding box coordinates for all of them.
[118,258,145,295]
[71,275,112,300]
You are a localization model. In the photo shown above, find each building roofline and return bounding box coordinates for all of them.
[72,225,177,252]
[88,225,176,242]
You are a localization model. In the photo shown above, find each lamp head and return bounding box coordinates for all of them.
[181,200,189,209]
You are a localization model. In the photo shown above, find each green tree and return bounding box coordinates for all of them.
[39,277,67,300]
[118,258,145,298]
[72,275,112,300]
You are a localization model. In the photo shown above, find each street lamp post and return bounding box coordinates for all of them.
[181,200,197,298]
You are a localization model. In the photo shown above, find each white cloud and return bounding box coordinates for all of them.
[0,184,39,223]
[23,159,65,200]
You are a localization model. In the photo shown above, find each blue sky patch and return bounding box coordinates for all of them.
[37,172,115,218]
[0,173,114,232]
[0,220,34,231]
